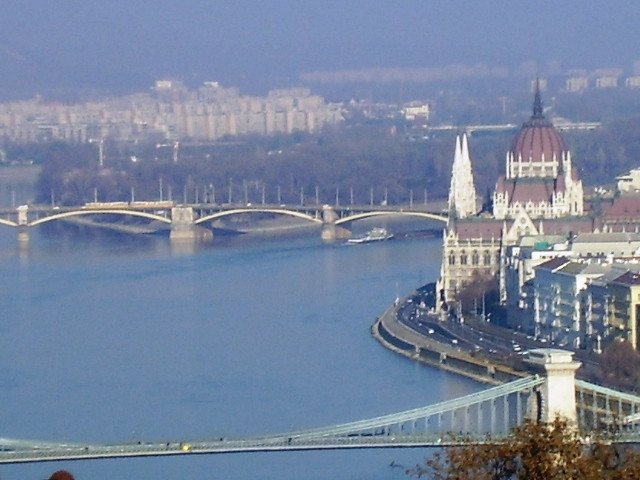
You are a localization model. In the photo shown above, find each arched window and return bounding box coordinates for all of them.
[483,250,491,265]
[472,251,479,265]
[460,251,468,265]
[449,253,456,265]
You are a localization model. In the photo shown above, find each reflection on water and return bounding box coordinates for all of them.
[0,224,480,480]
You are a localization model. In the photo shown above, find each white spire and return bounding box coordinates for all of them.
[448,135,462,213]
[448,133,477,218]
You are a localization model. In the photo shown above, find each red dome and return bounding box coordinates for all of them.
[509,87,565,163]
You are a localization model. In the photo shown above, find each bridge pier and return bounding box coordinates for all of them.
[320,205,350,241]
[170,206,213,241]
[17,205,29,242]
[525,348,581,425]
[17,227,29,243]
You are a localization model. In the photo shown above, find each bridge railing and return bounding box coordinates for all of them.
[257,375,544,442]
[576,379,640,432]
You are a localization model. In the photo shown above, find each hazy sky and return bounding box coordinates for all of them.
[1,0,640,97]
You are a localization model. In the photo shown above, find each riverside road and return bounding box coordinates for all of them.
[377,290,602,383]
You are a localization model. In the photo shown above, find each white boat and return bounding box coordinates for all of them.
[347,227,393,244]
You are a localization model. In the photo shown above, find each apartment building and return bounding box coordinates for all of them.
[0,83,344,143]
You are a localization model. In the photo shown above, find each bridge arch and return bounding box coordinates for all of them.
[27,209,172,227]
[0,218,17,228]
[195,208,323,226]
[334,211,447,226]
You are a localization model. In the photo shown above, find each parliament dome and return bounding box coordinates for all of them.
[509,86,566,164]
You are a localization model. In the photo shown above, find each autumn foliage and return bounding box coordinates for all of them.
[48,471,74,480]
[409,418,640,480]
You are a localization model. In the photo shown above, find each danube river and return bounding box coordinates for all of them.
[0,218,482,480]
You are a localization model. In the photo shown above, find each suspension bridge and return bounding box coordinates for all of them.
[2,349,640,465]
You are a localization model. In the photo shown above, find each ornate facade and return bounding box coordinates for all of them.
[438,84,589,312]
[493,84,584,220]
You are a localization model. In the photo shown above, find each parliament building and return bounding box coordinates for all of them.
[437,83,592,313]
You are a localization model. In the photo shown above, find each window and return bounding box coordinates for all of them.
[460,251,467,265]
[472,251,479,265]
[483,250,491,265]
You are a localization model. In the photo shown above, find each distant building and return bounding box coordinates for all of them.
[615,168,640,193]
[402,103,430,122]
[566,77,589,92]
[0,82,344,143]
[595,76,619,89]
[625,76,640,88]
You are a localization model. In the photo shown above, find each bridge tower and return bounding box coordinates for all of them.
[525,348,581,425]
[320,205,350,241]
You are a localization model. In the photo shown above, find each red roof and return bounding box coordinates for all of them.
[510,118,565,163]
[539,218,594,235]
[452,219,503,240]
[495,177,560,205]
[604,195,640,219]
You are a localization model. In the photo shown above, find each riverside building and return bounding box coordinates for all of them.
[438,81,591,315]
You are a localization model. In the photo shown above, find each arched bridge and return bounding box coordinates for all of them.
[194,207,323,226]
[334,210,448,225]
[2,350,640,464]
[0,203,448,240]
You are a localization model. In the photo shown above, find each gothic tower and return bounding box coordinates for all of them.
[447,133,478,219]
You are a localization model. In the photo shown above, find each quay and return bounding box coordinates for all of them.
[373,299,522,385]
[372,290,601,385]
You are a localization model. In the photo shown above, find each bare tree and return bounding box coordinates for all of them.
[600,339,640,392]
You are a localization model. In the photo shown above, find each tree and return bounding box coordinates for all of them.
[408,417,640,480]
[600,340,640,392]
[49,471,74,480]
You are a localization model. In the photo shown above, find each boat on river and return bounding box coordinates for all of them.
[347,227,393,244]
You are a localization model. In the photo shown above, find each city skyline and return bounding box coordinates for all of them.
[2,1,640,99]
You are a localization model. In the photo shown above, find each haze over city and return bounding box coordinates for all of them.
[2,0,640,99]
[5,3,640,480]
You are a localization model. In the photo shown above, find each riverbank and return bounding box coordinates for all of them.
[372,297,525,385]
[373,290,604,386]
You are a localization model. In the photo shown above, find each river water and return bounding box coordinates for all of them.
[0,198,482,480]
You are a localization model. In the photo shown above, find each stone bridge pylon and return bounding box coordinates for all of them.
[524,349,581,425]
[321,205,351,241]
[169,206,212,241]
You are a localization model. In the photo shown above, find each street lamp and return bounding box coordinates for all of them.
[89,138,104,167]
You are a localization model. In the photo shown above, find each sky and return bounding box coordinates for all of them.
[1,0,640,98]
